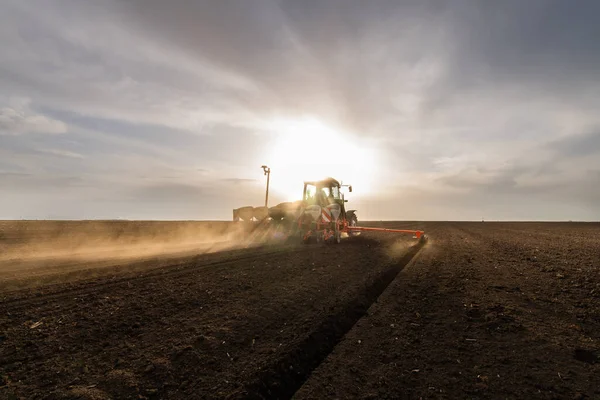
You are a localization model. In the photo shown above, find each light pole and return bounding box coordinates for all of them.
[261,165,270,207]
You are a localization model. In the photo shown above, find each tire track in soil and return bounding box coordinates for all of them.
[292,223,600,399]
[239,238,427,400]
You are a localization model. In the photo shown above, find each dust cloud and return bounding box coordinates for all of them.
[0,220,259,289]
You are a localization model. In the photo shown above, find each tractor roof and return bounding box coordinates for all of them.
[304,177,341,187]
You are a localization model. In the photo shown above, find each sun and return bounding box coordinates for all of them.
[264,117,377,201]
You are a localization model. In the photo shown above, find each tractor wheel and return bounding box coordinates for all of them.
[348,215,359,237]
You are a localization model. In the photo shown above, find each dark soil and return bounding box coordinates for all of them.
[0,229,418,399]
[295,222,600,399]
[1,222,599,399]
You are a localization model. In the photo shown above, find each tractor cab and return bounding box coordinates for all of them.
[304,178,340,207]
[302,177,352,207]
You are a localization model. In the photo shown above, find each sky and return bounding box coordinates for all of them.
[1,0,599,221]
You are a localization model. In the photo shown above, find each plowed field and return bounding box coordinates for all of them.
[1,222,599,399]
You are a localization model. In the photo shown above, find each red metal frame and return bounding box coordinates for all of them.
[344,226,424,238]
[318,213,424,239]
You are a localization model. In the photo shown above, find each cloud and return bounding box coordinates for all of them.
[0,170,85,190]
[220,178,257,184]
[0,1,262,133]
[0,98,67,135]
[37,148,85,159]
[131,182,207,202]
[547,129,600,158]
[1,1,600,219]
[0,171,32,178]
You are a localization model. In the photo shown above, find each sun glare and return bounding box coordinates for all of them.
[265,117,377,201]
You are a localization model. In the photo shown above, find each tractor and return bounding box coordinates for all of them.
[297,177,356,244]
[233,176,425,244]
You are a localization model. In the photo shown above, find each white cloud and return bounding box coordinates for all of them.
[1,1,600,219]
[0,98,67,135]
[37,148,84,159]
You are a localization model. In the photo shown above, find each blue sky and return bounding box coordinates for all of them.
[1,0,599,220]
